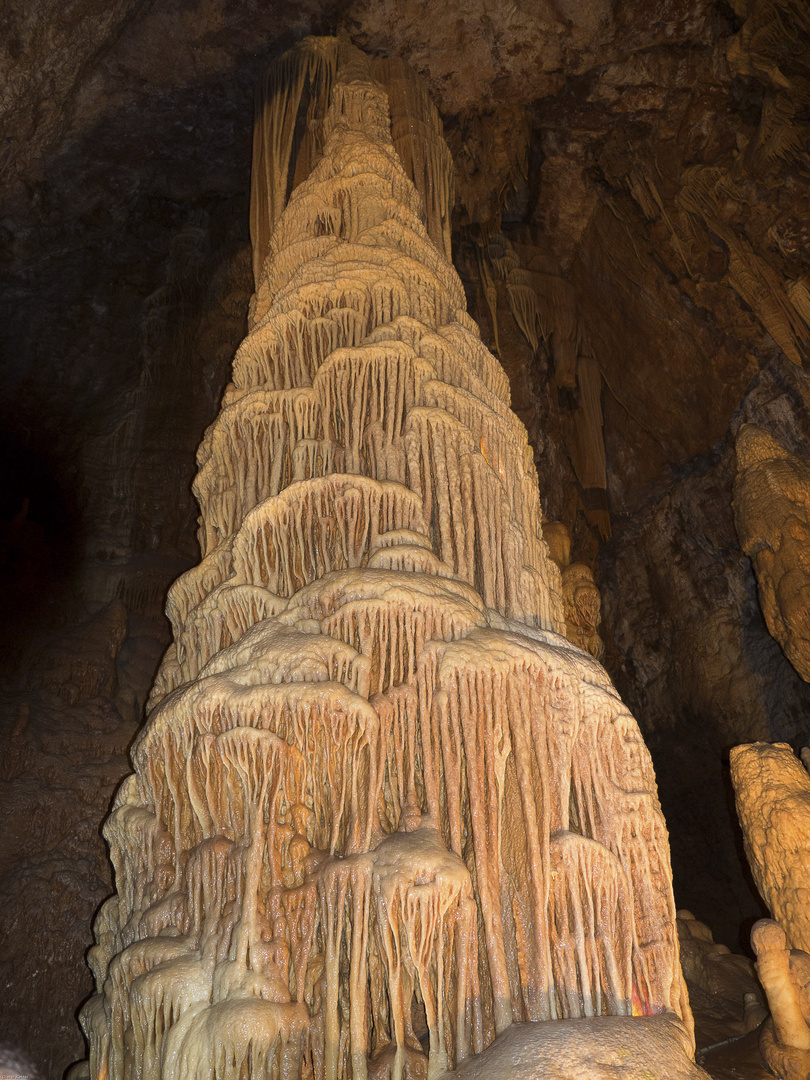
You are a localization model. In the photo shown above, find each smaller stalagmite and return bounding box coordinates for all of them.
[750,919,810,1080]
[732,424,810,682]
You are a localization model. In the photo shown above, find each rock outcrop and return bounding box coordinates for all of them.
[731,741,810,1078]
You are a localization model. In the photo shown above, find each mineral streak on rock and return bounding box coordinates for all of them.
[79,36,690,1080]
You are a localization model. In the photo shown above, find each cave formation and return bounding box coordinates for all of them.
[2,2,810,1078]
[78,38,690,1079]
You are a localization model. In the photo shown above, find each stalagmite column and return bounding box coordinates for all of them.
[79,37,690,1080]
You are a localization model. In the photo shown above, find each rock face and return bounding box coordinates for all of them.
[0,603,148,1078]
[733,424,810,682]
[730,742,810,954]
[79,40,690,1080]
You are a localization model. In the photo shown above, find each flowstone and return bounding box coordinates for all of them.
[78,37,693,1080]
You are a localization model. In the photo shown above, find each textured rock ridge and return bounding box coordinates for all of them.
[79,38,690,1080]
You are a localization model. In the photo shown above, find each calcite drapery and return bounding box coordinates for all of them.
[476,234,611,541]
[544,521,605,662]
[80,37,689,1080]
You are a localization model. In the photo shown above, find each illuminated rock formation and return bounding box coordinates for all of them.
[733,424,810,682]
[560,564,605,662]
[729,743,810,1078]
[676,910,764,1039]
[750,919,810,1080]
[79,37,691,1080]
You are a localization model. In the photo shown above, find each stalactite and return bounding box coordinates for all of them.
[80,37,691,1080]
[250,37,339,287]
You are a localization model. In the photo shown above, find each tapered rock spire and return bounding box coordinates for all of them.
[79,37,690,1080]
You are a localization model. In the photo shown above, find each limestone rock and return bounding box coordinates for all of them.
[730,742,810,954]
[733,424,810,682]
[0,1044,43,1080]
[34,601,127,704]
[4,0,810,1073]
[759,1020,810,1080]
[437,1015,709,1080]
[544,520,605,661]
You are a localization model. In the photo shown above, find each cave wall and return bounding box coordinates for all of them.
[0,220,252,1075]
[1,0,810,1074]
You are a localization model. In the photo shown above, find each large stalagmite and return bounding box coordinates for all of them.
[78,37,691,1080]
[732,424,810,683]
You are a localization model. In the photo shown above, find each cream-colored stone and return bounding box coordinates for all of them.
[759,1019,810,1080]
[731,744,810,1078]
[542,519,572,571]
[751,919,810,1052]
[543,522,605,661]
[561,562,605,661]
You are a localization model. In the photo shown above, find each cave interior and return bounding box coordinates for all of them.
[2,0,810,1076]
